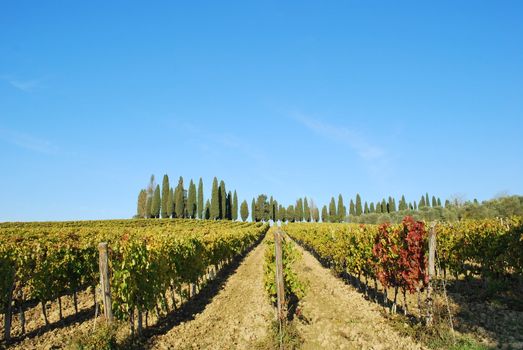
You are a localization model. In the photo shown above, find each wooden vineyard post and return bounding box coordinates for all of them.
[426,223,436,326]
[274,229,286,321]
[98,242,114,323]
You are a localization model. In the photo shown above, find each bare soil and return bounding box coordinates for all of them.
[147,241,273,350]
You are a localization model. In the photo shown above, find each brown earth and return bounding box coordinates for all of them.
[147,241,273,350]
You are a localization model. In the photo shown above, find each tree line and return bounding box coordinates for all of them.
[136,175,242,221]
[137,175,523,223]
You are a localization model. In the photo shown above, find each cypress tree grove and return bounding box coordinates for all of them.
[175,177,185,218]
[355,194,363,216]
[337,194,346,222]
[321,205,328,222]
[219,180,226,219]
[152,185,161,218]
[304,197,311,222]
[240,200,249,222]
[197,178,204,219]
[187,180,197,218]
[137,189,147,218]
[161,175,170,218]
[232,190,238,221]
[329,197,337,222]
[211,177,220,220]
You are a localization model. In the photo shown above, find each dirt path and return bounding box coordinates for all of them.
[293,243,423,350]
[148,242,273,350]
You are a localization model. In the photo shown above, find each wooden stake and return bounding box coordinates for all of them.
[426,223,436,326]
[98,242,113,323]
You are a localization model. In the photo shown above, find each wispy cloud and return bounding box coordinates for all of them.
[293,113,385,161]
[0,128,60,155]
[8,79,41,92]
[1,75,44,92]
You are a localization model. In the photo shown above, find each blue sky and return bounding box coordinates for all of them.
[1,1,522,221]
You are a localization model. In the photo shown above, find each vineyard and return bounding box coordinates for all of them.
[285,217,523,314]
[0,219,269,344]
[1,217,522,349]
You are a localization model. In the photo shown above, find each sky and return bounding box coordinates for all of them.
[1,1,522,222]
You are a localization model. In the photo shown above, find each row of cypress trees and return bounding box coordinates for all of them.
[136,175,239,220]
[136,175,443,223]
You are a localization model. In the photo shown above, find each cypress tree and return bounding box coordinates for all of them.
[369,202,375,213]
[329,197,336,222]
[304,198,311,222]
[219,180,226,219]
[296,198,304,222]
[168,188,174,218]
[349,200,355,216]
[161,175,170,218]
[313,206,320,222]
[321,205,328,222]
[187,180,196,218]
[278,205,287,222]
[337,194,346,222]
[381,199,387,213]
[287,205,295,222]
[232,191,238,221]
[204,199,211,219]
[145,174,156,218]
[175,176,185,218]
[197,178,204,219]
[391,197,397,212]
[399,195,406,211]
[240,200,249,222]
[355,194,362,216]
[425,193,430,208]
[364,201,369,214]
[445,199,450,208]
[431,196,437,208]
[251,198,256,222]
[145,196,152,218]
[226,191,232,220]
[273,200,279,222]
[414,200,418,210]
[137,189,147,218]
[210,177,220,220]
[269,196,276,221]
[151,185,161,218]
[437,198,442,207]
